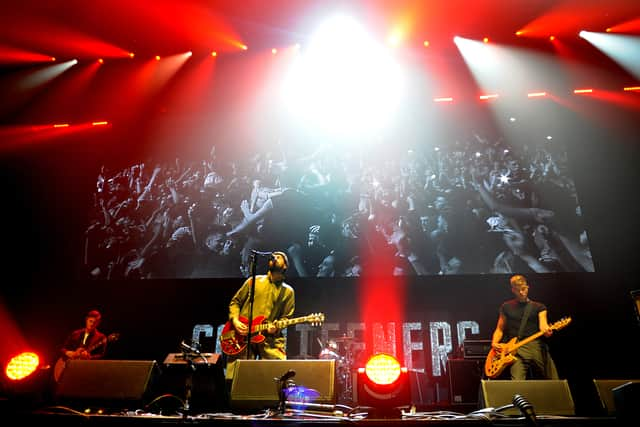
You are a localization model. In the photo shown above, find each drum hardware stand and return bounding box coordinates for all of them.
[275,369,296,413]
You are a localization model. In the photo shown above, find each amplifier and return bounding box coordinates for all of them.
[448,359,482,405]
[462,339,491,359]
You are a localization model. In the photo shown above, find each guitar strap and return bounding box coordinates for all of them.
[517,302,533,340]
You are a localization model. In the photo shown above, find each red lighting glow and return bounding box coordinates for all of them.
[423,40,430,47]
[607,18,640,34]
[211,51,217,57]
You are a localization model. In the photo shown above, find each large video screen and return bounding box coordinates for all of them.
[84,125,594,280]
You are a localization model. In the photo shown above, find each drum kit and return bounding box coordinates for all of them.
[318,335,356,404]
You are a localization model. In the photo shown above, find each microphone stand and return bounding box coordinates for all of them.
[276,370,296,414]
[181,349,196,416]
[246,250,258,360]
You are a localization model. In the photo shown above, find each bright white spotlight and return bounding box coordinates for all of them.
[18,60,78,90]
[453,36,500,73]
[282,15,404,137]
[580,31,640,79]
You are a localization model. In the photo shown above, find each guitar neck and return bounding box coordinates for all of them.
[511,330,545,352]
[85,333,118,352]
[85,338,105,352]
[253,316,310,332]
[510,320,568,352]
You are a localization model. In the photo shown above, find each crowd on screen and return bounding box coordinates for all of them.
[84,133,594,280]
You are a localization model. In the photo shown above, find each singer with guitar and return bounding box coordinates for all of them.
[56,310,108,381]
[489,275,560,380]
[224,251,295,383]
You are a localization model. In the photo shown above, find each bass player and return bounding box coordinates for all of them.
[490,274,560,380]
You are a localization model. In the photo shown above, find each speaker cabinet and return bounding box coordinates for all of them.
[462,340,492,359]
[613,381,640,421]
[448,359,482,405]
[480,379,575,416]
[230,359,335,412]
[593,379,640,416]
[55,360,158,408]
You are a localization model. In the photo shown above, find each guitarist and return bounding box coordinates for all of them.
[224,251,295,384]
[60,310,107,363]
[490,275,559,380]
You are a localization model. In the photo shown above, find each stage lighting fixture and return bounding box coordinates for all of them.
[3,351,52,409]
[5,352,40,381]
[356,353,410,417]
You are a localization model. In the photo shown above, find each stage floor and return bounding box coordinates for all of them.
[11,411,626,427]
[2,399,627,427]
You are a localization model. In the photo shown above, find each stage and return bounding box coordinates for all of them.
[1,382,632,427]
[3,403,625,427]
[2,358,638,427]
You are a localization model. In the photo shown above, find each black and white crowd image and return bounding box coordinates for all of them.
[84,129,594,280]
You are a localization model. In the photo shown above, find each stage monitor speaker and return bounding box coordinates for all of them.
[480,380,575,416]
[612,381,640,421]
[55,360,158,408]
[448,359,482,405]
[593,379,640,416]
[230,359,335,412]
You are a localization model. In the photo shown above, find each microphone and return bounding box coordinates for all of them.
[279,369,296,382]
[180,340,201,354]
[513,394,538,427]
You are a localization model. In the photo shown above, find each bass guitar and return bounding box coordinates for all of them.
[220,313,324,356]
[53,332,120,382]
[484,317,571,379]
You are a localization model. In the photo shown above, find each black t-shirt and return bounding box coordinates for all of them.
[499,299,546,340]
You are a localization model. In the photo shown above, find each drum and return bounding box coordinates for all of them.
[318,348,341,360]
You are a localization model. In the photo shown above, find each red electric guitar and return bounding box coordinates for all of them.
[220,313,324,356]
